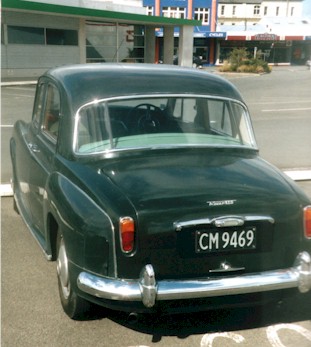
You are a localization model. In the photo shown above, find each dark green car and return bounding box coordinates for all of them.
[10,64,311,320]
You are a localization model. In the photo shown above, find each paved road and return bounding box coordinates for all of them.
[220,65,311,170]
[1,66,311,346]
[2,196,311,347]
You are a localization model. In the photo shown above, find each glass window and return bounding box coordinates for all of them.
[162,7,186,19]
[221,5,225,16]
[75,96,256,154]
[264,6,268,15]
[86,22,144,63]
[8,26,44,44]
[254,5,260,15]
[146,6,153,16]
[46,29,78,45]
[33,83,46,127]
[42,84,61,140]
[194,8,210,25]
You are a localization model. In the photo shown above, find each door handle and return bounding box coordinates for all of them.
[28,143,40,153]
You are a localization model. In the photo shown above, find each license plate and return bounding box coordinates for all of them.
[195,227,256,253]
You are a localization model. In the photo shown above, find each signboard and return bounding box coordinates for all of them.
[207,32,227,38]
[254,33,278,41]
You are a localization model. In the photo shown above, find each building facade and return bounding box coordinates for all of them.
[1,0,199,79]
[143,0,310,65]
[218,0,303,27]
[217,0,310,65]
[143,0,220,64]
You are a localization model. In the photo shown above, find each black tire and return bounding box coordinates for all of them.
[56,232,90,320]
[13,196,19,214]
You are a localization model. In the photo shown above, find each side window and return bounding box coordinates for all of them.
[33,83,46,127]
[172,98,197,122]
[42,84,61,139]
[208,100,233,136]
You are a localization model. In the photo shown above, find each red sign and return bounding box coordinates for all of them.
[254,33,278,41]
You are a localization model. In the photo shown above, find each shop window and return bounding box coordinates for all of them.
[8,26,44,44]
[7,25,78,46]
[86,21,145,63]
[46,29,78,46]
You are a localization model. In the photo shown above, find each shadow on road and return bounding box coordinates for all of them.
[88,293,311,341]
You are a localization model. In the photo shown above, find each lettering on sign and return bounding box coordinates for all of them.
[254,33,278,41]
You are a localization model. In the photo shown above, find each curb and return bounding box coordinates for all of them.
[284,170,311,181]
[1,184,13,197]
[1,81,37,86]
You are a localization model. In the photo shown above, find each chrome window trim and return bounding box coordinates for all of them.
[73,94,258,156]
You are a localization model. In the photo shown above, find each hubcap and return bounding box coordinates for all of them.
[57,237,70,299]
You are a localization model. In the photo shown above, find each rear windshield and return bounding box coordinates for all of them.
[74,95,257,154]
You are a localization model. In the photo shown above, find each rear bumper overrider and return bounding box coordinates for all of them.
[77,252,311,308]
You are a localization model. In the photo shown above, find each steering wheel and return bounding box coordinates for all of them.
[129,103,162,133]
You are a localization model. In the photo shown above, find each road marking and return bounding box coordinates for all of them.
[267,324,311,347]
[201,332,245,346]
[250,100,311,106]
[262,107,311,112]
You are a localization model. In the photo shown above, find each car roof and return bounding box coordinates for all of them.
[43,63,244,111]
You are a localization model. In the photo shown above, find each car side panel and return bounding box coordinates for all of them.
[45,173,115,277]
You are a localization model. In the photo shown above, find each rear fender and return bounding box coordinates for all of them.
[44,173,116,277]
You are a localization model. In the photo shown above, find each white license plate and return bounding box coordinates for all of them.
[195,227,256,253]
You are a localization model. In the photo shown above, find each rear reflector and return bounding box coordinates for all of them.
[304,206,311,239]
[119,217,135,252]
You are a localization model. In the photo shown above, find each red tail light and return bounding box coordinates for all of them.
[119,217,135,252]
[304,206,311,239]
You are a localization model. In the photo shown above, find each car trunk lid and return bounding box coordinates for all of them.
[100,149,303,279]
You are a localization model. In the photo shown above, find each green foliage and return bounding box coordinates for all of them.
[219,48,271,74]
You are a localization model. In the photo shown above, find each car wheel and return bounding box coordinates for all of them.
[56,232,90,319]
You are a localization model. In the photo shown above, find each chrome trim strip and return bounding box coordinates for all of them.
[214,217,244,228]
[174,215,275,231]
[77,252,311,308]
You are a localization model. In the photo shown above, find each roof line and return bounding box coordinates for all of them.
[2,0,201,26]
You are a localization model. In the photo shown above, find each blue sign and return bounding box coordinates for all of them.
[206,32,227,38]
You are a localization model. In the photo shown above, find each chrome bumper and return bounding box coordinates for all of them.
[77,252,311,308]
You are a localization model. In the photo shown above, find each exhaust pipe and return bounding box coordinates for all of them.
[127,312,139,324]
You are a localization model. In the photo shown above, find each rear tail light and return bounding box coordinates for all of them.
[119,217,135,253]
[304,206,311,239]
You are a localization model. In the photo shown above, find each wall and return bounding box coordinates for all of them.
[1,11,81,79]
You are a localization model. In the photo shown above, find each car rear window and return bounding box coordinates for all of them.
[74,95,257,154]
